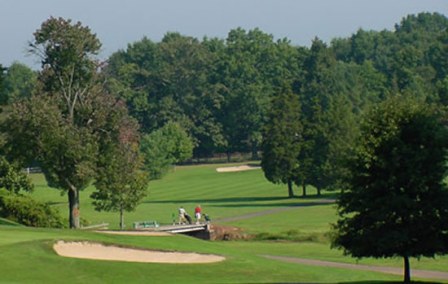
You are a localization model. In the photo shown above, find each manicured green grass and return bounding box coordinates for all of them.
[0,226,400,284]
[0,217,22,226]
[28,164,329,229]
[230,203,338,234]
[0,163,445,283]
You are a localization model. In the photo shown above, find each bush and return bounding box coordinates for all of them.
[0,190,65,228]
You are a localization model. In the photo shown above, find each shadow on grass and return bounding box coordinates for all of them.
[147,193,337,206]
[209,201,336,208]
[147,196,291,204]
[338,282,439,284]
[46,201,66,206]
[256,280,441,284]
[299,192,340,200]
[249,282,439,284]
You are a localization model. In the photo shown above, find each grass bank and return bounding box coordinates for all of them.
[0,163,445,283]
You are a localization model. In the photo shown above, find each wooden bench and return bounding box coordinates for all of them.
[133,220,159,229]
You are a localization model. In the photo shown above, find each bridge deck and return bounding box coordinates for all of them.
[136,223,209,234]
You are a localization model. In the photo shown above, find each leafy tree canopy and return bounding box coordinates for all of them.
[332,96,448,283]
[0,62,37,105]
[3,17,134,229]
[92,113,149,230]
[141,121,193,179]
[0,157,33,194]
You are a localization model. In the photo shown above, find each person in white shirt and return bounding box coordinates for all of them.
[178,206,187,224]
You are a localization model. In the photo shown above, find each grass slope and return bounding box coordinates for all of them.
[0,217,22,226]
[0,163,445,283]
[0,226,400,284]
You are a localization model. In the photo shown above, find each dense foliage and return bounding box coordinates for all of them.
[0,157,61,228]
[0,189,65,228]
[332,97,448,283]
[92,107,149,230]
[2,17,145,229]
[0,157,33,194]
[140,121,193,179]
[1,12,447,230]
[261,85,302,197]
[0,62,36,105]
[105,12,448,193]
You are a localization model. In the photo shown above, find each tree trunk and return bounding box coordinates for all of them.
[119,208,125,230]
[317,185,321,196]
[287,179,294,198]
[68,186,80,229]
[302,181,307,197]
[404,256,411,283]
[226,151,231,163]
[251,141,258,160]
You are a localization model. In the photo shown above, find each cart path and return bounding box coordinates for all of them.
[213,199,335,223]
[262,255,448,281]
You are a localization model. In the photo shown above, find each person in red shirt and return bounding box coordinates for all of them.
[194,205,202,224]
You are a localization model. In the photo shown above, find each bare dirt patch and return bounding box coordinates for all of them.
[209,224,249,240]
[53,241,225,263]
[216,165,261,173]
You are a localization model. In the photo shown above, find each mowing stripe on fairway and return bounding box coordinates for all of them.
[214,199,335,223]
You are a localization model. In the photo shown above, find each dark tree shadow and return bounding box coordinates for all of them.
[146,196,291,204]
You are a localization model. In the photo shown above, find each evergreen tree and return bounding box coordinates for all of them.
[261,85,302,198]
[298,38,335,196]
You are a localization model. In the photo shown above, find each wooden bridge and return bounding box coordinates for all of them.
[136,223,212,239]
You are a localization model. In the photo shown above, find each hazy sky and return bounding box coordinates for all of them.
[1,0,447,68]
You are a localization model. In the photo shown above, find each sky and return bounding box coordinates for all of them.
[1,0,447,68]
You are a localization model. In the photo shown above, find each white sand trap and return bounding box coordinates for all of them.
[216,165,261,173]
[96,231,172,237]
[53,241,225,263]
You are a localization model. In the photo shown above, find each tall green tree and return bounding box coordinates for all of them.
[261,85,302,198]
[2,17,121,229]
[106,34,225,158]
[298,38,335,196]
[332,97,448,283]
[92,115,149,230]
[217,28,297,159]
[106,37,161,133]
[159,33,224,157]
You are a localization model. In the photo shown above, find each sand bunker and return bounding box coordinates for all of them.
[53,241,225,263]
[216,165,261,173]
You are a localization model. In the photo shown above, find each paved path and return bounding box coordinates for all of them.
[262,255,448,281]
[214,199,335,223]
[216,201,448,281]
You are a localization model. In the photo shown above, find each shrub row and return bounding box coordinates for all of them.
[0,190,65,228]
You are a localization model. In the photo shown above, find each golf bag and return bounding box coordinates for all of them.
[185,213,192,224]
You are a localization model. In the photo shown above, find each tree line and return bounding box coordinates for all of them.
[0,12,447,194]
[0,12,447,217]
[1,13,448,283]
[104,12,448,195]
